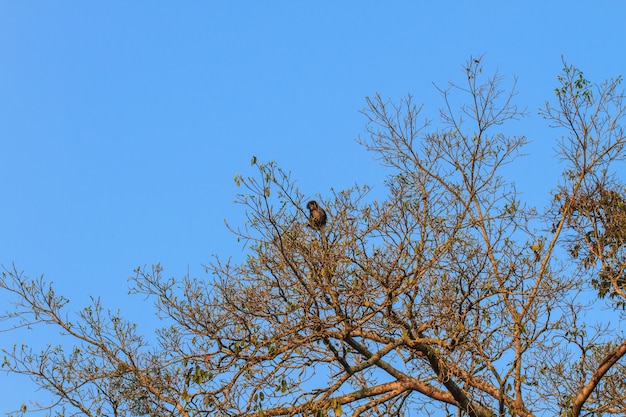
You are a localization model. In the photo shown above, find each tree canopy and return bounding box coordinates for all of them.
[2,57,626,417]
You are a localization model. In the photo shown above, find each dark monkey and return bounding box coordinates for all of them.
[307,200,327,230]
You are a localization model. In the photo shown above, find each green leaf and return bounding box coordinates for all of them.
[331,398,342,416]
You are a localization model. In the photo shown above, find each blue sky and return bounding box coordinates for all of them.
[1,2,626,414]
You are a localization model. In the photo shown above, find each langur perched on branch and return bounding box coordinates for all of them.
[307,200,327,230]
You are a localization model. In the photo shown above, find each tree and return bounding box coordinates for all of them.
[2,57,626,417]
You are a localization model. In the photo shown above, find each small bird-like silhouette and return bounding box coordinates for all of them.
[307,200,327,230]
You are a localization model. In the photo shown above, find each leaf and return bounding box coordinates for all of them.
[331,398,342,417]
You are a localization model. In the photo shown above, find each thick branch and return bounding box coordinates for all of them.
[571,339,626,417]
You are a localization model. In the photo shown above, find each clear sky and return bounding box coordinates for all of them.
[1,2,625,414]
